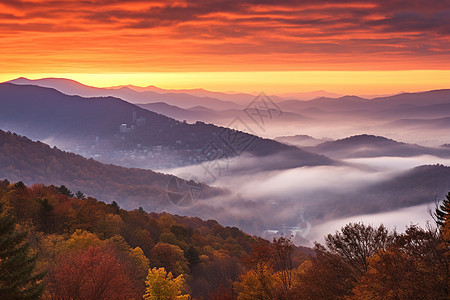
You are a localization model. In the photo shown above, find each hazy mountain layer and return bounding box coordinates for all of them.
[0,83,332,170]
[305,134,450,159]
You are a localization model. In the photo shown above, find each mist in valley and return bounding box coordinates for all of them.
[161,151,449,246]
[307,202,435,246]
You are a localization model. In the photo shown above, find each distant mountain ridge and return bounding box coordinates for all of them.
[278,89,450,111]
[137,102,222,122]
[275,135,332,147]
[7,77,347,105]
[114,84,264,103]
[7,77,242,110]
[137,102,313,125]
[7,77,450,112]
[306,134,450,159]
[384,117,450,129]
[4,77,450,150]
[6,77,397,108]
[7,78,450,141]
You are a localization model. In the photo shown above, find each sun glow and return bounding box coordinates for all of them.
[1,70,449,95]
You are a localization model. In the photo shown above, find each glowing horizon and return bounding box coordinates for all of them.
[1,70,449,95]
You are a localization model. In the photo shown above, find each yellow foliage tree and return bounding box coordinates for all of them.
[65,229,104,249]
[143,267,190,300]
[234,264,276,300]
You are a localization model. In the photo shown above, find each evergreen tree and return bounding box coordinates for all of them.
[56,185,73,198]
[0,203,45,299]
[435,192,450,298]
[185,246,200,267]
[13,182,26,190]
[111,201,120,214]
[57,185,73,197]
[75,191,86,200]
[37,198,54,233]
[435,192,450,226]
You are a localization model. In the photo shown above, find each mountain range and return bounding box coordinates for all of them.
[8,77,242,110]
[0,82,332,170]
[6,78,450,146]
[7,77,345,107]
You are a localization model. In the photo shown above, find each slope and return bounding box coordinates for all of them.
[307,134,450,159]
[0,129,218,211]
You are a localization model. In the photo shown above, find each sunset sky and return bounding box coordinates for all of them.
[0,0,449,94]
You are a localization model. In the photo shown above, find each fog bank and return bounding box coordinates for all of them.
[306,203,435,246]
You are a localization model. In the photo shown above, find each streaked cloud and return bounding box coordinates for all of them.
[0,0,449,74]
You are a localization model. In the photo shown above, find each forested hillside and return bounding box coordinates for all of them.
[0,181,307,299]
[1,181,448,299]
[0,129,219,211]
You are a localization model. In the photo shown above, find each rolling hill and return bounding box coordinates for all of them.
[307,164,450,222]
[306,134,450,159]
[0,129,219,211]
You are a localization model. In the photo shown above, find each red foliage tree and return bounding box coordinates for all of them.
[47,246,135,300]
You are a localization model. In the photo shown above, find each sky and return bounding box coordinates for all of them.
[0,0,449,94]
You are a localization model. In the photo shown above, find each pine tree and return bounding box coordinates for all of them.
[111,201,120,214]
[185,246,200,267]
[37,198,54,233]
[435,192,450,226]
[75,191,86,200]
[0,203,45,299]
[56,185,73,197]
[435,192,450,298]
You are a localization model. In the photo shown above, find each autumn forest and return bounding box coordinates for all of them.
[1,180,449,299]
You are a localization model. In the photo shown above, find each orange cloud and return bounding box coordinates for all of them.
[0,0,449,76]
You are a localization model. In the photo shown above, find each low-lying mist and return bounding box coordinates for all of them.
[307,203,435,246]
[211,115,450,147]
[161,153,448,246]
[344,155,450,171]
